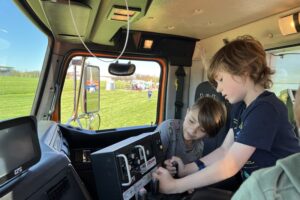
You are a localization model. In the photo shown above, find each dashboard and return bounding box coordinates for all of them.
[0,119,90,200]
[1,118,232,200]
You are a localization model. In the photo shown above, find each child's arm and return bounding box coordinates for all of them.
[178,129,235,177]
[154,142,256,194]
[200,128,235,165]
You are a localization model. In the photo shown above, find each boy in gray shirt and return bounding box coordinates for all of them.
[156,97,227,166]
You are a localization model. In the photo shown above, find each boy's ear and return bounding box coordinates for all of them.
[243,72,250,79]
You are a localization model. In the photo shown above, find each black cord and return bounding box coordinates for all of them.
[270,52,300,58]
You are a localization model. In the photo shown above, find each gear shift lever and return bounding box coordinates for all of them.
[150,177,159,195]
[172,161,179,178]
[136,187,147,200]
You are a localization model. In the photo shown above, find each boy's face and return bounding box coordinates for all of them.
[215,70,247,104]
[183,108,206,141]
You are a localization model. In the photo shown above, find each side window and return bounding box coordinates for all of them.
[61,56,162,130]
[0,1,48,120]
[268,51,300,96]
[268,49,300,132]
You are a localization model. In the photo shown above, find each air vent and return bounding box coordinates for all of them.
[108,5,141,22]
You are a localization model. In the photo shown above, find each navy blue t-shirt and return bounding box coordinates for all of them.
[231,91,300,179]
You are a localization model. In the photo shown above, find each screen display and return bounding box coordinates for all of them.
[0,116,40,186]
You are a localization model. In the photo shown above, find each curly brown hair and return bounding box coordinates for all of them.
[208,35,274,89]
[192,97,227,137]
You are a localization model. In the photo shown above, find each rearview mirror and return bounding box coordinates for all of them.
[108,62,136,76]
[82,65,100,114]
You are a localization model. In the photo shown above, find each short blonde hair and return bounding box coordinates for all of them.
[294,88,300,127]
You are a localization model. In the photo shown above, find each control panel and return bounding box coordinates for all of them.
[91,131,164,200]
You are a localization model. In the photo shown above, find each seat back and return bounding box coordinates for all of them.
[284,89,299,137]
[195,81,231,156]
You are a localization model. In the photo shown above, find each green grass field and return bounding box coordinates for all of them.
[0,76,158,130]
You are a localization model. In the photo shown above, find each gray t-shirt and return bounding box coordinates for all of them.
[155,119,203,164]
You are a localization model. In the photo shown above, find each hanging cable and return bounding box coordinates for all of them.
[39,0,130,62]
[68,0,130,63]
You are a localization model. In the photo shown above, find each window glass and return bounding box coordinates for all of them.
[61,56,161,130]
[0,1,48,120]
[269,51,300,96]
[268,48,300,132]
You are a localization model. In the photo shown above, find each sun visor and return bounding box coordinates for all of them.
[27,0,93,42]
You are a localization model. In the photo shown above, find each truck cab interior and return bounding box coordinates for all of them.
[1,0,300,199]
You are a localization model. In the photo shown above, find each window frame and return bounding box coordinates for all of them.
[56,52,168,130]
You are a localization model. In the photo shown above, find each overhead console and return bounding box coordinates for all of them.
[26,0,152,45]
[113,30,198,66]
[91,131,164,200]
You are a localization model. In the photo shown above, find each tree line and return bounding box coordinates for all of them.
[3,70,40,78]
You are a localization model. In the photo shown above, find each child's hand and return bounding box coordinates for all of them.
[163,159,177,176]
[170,156,185,177]
[152,167,177,194]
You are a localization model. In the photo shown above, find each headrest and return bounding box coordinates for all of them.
[194,81,225,102]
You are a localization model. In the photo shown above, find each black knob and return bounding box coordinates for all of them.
[172,161,179,178]
[137,187,147,200]
[134,159,141,165]
[150,178,159,195]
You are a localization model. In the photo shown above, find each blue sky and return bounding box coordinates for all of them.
[0,1,48,71]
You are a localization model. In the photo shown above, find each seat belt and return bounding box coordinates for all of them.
[174,66,186,119]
